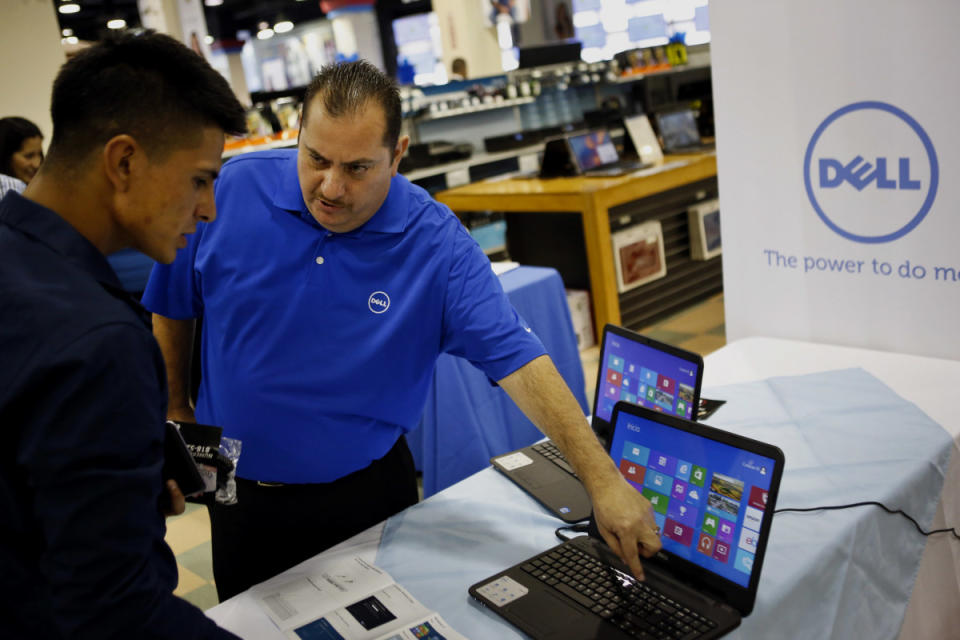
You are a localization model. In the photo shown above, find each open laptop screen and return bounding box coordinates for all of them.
[593,325,703,431]
[607,403,781,592]
[566,130,619,172]
[656,109,701,151]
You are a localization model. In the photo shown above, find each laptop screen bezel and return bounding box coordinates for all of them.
[590,323,705,440]
[606,401,785,616]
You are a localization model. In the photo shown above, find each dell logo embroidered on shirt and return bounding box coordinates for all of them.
[368,291,390,314]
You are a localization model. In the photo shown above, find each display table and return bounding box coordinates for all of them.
[207,338,959,639]
[435,154,718,338]
[406,265,588,497]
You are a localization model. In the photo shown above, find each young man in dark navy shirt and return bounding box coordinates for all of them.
[0,33,246,639]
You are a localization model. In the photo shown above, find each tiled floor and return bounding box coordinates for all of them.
[165,292,726,610]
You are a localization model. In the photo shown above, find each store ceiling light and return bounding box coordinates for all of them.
[204,35,214,44]
[62,28,73,37]
[204,0,224,6]
[62,36,79,45]
[274,20,294,34]
[107,19,127,30]
[257,28,274,40]
[58,3,81,14]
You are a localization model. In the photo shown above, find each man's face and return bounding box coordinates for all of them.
[297,98,407,233]
[120,126,224,263]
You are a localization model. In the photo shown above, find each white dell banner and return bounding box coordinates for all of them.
[710,0,959,360]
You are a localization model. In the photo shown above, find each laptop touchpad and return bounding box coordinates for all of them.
[512,590,609,638]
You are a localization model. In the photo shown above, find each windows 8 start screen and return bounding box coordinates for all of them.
[609,413,776,588]
[596,337,699,423]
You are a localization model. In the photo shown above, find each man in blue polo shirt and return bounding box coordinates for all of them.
[145,61,661,600]
[0,33,245,638]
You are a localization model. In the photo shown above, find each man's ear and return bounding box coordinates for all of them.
[391,135,410,176]
[102,134,141,193]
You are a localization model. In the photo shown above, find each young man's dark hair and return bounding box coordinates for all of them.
[0,116,43,177]
[301,60,402,150]
[46,31,247,167]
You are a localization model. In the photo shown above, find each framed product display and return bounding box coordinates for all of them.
[612,220,667,293]
[688,199,722,260]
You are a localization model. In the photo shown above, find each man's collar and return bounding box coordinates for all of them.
[273,151,409,235]
[0,191,148,322]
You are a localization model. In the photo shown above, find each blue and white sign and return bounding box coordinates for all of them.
[712,0,960,361]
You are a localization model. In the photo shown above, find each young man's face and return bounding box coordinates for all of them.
[121,126,224,263]
[297,98,408,233]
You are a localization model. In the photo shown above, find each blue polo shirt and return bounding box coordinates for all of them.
[143,150,545,483]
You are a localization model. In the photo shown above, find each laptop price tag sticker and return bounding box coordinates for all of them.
[477,576,529,607]
[494,451,534,471]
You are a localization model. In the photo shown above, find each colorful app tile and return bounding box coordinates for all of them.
[652,388,675,411]
[653,512,666,534]
[607,354,624,372]
[619,459,646,484]
[603,383,620,401]
[647,451,677,476]
[626,362,637,376]
[640,367,658,386]
[685,486,704,507]
[701,512,719,536]
[644,469,672,494]
[621,441,650,466]
[743,506,763,533]
[666,500,698,527]
[676,399,687,416]
[599,397,615,418]
[670,478,688,502]
[605,369,623,386]
[620,390,637,404]
[675,460,692,482]
[710,472,745,502]
[734,549,755,574]
[713,541,731,563]
[707,492,740,522]
[716,518,735,543]
[690,465,708,487]
[749,486,769,511]
[696,533,715,557]
[657,374,676,394]
[663,518,694,547]
[677,383,695,405]
[642,488,669,515]
[738,527,759,554]
[622,376,634,393]
[645,386,656,402]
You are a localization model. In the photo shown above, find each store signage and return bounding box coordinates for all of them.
[803,101,939,244]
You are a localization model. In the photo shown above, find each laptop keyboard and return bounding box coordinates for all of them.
[532,441,577,477]
[521,542,718,640]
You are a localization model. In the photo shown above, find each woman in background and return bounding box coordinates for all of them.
[0,117,44,196]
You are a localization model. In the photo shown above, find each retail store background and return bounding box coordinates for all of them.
[165,293,726,610]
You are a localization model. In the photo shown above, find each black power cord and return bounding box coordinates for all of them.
[555,523,590,542]
[775,501,960,541]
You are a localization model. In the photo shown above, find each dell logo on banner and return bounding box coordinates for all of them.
[368,291,390,314]
[803,101,938,243]
[818,156,921,191]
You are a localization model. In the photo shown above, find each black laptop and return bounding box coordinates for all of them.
[653,107,715,154]
[490,325,704,523]
[540,130,650,178]
[471,401,785,639]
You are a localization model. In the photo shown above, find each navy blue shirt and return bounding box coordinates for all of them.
[0,192,237,639]
[144,150,546,483]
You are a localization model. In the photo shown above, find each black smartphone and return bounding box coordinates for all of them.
[162,420,206,497]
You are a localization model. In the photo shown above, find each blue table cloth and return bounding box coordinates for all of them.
[407,265,589,497]
[377,368,952,639]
